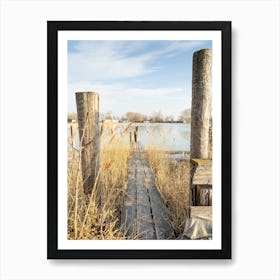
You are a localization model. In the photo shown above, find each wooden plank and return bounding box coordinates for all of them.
[136,186,155,239]
[141,153,175,239]
[190,159,212,185]
[195,185,212,206]
[121,146,137,237]
[121,205,136,236]
[136,149,156,239]
[148,183,175,240]
[189,206,212,218]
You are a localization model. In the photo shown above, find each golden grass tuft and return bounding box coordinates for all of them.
[67,127,131,240]
[147,149,190,237]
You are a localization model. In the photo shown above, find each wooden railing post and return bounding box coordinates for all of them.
[76,92,100,195]
[190,49,212,159]
[190,49,212,206]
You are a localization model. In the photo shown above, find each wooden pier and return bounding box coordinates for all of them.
[121,143,175,240]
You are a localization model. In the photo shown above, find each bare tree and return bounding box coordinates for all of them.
[165,115,174,123]
[125,112,147,122]
[179,108,191,123]
[151,111,163,123]
[104,111,113,120]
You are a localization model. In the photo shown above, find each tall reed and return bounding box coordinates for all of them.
[147,149,189,237]
[67,123,131,240]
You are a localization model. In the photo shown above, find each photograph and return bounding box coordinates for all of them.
[67,40,213,241]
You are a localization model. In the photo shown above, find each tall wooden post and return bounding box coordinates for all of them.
[190,49,212,159]
[76,92,100,195]
[190,49,212,206]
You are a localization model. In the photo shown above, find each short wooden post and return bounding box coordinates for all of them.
[190,49,212,206]
[76,92,100,195]
[70,125,73,147]
[190,49,212,159]
[134,127,139,143]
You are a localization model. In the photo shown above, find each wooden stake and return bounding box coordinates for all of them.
[75,92,100,195]
[190,49,212,159]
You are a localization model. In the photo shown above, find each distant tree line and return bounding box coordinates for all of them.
[68,109,192,123]
[68,112,77,122]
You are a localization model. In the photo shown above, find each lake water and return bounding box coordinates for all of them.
[68,123,190,152]
[125,123,190,151]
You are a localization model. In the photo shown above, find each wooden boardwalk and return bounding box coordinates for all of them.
[121,143,175,240]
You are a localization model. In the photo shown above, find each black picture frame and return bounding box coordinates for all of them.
[47,21,231,259]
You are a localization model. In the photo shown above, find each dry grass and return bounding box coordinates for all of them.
[67,122,190,239]
[147,149,190,237]
[67,124,131,240]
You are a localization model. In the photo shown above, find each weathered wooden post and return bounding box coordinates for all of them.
[190,49,212,207]
[190,49,212,159]
[76,92,100,195]
[70,125,74,147]
[134,126,139,143]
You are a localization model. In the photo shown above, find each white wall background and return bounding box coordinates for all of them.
[0,0,279,279]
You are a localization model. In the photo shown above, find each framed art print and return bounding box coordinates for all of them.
[47,21,231,259]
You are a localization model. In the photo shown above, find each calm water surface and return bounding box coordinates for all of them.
[68,123,190,152]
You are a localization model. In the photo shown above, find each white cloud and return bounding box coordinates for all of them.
[68,40,208,81]
[145,40,209,58]
[68,81,191,117]
[68,41,155,81]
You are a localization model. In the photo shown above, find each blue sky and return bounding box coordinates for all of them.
[68,40,212,119]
